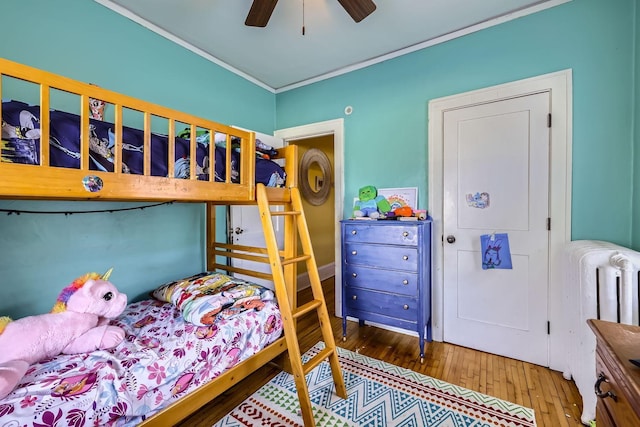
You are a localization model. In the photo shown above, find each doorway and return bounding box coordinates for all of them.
[428,70,572,370]
[291,136,335,287]
[275,119,345,315]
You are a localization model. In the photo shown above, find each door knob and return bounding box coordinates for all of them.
[446,235,456,244]
[234,227,244,234]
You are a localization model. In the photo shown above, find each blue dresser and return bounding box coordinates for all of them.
[341,219,432,361]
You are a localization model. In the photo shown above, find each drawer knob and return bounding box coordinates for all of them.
[402,231,409,237]
[352,295,357,300]
[403,255,409,260]
[352,250,357,255]
[594,372,617,401]
[402,279,409,285]
[403,304,409,310]
[351,230,357,235]
[352,273,357,278]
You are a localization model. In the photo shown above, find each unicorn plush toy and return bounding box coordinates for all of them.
[0,269,127,400]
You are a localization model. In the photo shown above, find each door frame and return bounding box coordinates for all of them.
[275,118,345,316]
[428,70,572,371]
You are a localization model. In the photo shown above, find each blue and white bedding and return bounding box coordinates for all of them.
[0,100,286,186]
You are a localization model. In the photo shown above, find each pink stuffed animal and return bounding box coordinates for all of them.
[0,269,127,400]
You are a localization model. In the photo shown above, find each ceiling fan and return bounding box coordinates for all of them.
[245,0,377,27]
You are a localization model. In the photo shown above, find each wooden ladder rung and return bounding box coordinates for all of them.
[281,254,311,266]
[270,210,300,216]
[302,347,335,376]
[292,299,322,320]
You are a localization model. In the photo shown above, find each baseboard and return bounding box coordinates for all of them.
[297,262,335,290]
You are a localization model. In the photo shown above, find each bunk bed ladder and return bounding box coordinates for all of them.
[256,183,347,427]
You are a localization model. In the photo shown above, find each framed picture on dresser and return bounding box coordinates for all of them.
[379,187,418,210]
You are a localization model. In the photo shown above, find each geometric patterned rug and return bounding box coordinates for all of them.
[213,342,537,427]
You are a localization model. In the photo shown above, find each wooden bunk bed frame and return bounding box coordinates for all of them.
[0,58,345,426]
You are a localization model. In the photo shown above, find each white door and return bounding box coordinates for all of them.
[230,204,282,289]
[230,132,284,290]
[442,92,550,366]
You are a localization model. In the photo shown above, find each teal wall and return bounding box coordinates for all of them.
[1,1,275,131]
[633,1,640,248]
[1,0,639,318]
[0,0,275,318]
[277,0,638,248]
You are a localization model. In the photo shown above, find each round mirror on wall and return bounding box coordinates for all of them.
[299,148,332,206]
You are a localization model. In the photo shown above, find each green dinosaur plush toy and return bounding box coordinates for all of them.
[353,185,391,219]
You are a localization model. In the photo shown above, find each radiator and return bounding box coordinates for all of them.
[563,240,640,424]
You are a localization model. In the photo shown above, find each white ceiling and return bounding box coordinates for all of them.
[96,0,567,93]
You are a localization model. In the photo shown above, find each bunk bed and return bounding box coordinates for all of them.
[0,58,345,427]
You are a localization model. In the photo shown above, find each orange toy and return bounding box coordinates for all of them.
[394,206,413,217]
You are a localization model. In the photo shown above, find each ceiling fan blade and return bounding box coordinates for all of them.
[245,0,279,27]
[337,0,376,23]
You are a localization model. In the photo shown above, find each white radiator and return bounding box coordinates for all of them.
[563,240,640,424]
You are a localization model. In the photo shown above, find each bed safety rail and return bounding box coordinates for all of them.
[0,58,256,202]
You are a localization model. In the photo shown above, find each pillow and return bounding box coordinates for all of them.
[152,272,275,326]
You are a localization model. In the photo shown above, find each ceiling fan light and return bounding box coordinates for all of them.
[337,0,377,23]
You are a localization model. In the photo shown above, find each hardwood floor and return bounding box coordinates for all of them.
[178,277,584,427]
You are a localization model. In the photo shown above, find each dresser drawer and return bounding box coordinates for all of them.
[344,287,418,322]
[346,307,418,332]
[596,400,616,427]
[344,242,418,271]
[343,265,418,296]
[343,223,419,246]
[595,352,639,427]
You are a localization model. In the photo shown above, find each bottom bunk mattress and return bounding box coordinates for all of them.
[0,273,284,427]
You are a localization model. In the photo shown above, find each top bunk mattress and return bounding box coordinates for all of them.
[0,58,293,202]
[1,99,286,188]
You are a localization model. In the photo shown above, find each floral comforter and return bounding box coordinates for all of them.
[0,297,283,426]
